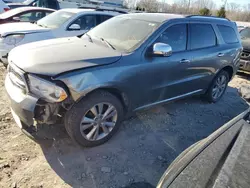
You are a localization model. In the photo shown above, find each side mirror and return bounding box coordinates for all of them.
[12,17,20,21]
[68,24,81,31]
[32,2,37,6]
[153,43,172,57]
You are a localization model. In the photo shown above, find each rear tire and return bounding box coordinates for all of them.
[204,70,229,103]
[65,90,124,147]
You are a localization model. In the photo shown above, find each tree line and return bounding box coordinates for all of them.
[123,0,250,21]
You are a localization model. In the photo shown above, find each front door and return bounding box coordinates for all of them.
[144,23,197,103]
[64,15,98,37]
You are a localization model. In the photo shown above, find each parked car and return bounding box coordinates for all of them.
[239,27,250,72]
[0,8,121,66]
[0,7,55,24]
[157,107,250,188]
[6,0,83,10]
[7,0,60,10]
[0,0,10,13]
[5,14,242,147]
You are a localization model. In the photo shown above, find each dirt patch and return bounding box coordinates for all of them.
[0,65,249,188]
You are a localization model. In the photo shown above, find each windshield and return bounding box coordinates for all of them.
[23,0,36,5]
[36,10,75,29]
[86,16,161,52]
[240,28,250,39]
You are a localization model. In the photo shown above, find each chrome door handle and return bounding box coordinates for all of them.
[218,53,225,57]
[180,59,190,63]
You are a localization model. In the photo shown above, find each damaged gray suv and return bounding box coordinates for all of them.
[5,13,242,147]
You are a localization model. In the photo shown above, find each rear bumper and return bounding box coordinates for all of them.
[239,59,250,72]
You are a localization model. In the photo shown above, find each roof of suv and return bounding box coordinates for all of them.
[61,8,121,16]
[117,13,233,24]
[117,13,184,23]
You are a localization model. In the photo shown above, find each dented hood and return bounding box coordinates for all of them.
[9,37,122,76]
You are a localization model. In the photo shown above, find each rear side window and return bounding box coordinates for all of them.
[218,25,238,44]
[190,24,216,50]
[156,24,187,52]
[100,15,112,22]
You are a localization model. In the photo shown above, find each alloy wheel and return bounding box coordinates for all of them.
[212,75,227,100]
[80,103,118,141]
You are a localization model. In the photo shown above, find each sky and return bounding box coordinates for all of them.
[166,0,249,6]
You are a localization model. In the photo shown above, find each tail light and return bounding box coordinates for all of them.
[4,8,10,12]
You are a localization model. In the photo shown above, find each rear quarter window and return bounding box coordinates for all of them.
[218,25,238,44]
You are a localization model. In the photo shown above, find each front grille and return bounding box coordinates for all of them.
[8,64,27,94]
[241,50,250,60]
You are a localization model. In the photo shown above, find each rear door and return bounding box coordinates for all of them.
[187,22,224,91]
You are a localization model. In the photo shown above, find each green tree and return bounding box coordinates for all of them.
[217,6,226,18]
[199,7,211,16]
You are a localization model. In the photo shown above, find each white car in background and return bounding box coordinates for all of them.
[0,8,121,66]
[0,0,10,13]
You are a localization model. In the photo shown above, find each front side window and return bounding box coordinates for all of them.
[218,25,238,44]
[70,15,97,31]
[36,11,75,29]
[190,24,216,50]
[156,24,187,52]
[86,16,161,52]
[240,28,250,39]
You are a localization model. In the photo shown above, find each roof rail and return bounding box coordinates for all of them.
[186,15,230,21]
[78,5,128,14]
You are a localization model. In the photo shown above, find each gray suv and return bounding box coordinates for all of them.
[5,13,242,147]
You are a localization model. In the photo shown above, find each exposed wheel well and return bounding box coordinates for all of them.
[221,66,234,80]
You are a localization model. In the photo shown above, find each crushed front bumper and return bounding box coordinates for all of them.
[5,74,38,132]
[239,59,250,72]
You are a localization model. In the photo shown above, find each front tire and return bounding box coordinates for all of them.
[204,70,229,103]
[65,90,124,147]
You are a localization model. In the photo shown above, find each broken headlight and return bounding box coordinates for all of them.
[28,75,67,102]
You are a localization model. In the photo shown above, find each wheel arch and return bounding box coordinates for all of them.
[75,86,130,113]
[218,65,234,80]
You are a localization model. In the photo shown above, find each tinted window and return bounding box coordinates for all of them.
[240,28,250,39]
[70,15,97,30]
[156,24,187,52]
[190,24,216,50]
[218,25,238,43]
[100,15,112,23]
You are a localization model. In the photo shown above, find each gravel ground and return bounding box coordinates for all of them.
[0,65,249,188]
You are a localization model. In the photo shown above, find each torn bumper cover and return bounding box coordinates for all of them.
[5,74,38,130]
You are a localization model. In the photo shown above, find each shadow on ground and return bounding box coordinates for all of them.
[33,86,248,188]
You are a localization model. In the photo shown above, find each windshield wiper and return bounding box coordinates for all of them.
[99,37,116,50]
